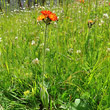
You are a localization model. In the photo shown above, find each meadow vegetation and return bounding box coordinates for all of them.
[0,0,110,110]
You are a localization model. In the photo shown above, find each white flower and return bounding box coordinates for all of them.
[31,40,35,45]
[32,58,39,64]
[107,48,110,52]
[23,7,25,10]
[23,21,26,23]
[99,19,104,26]
[14,9,17,12]
[53,10,55,13]
[78,11,81,13]
[42,6,45,9]
[15,36,18,40]
[54,22,57,25]
[60,10,63,13]
[99,24,101,26]
[31,6,34,9]
[39,43,44,49]
[7,3,9,6]
[0,37,2,42]
[46,48,50,52]
[101,20,104,24]
[103,13,109,18]
[76,50,81,54]
[68,48,73,53]
[106,0,108,3]
[40,43,44,47]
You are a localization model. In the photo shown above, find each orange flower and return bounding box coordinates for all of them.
[41,10,52,15]
[80,0,84,3]
[37,10,58,24]
[37,14,47,21]
[88,20,96,28]
[88,20,93,23]
[48,13,58,21]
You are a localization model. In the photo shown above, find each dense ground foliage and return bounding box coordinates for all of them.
[0,0,110,110]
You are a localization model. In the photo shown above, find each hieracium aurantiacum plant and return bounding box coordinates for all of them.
[37,10,58,109]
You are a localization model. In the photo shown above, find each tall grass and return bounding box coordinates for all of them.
[0,0,110,109]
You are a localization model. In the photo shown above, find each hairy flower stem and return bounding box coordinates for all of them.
[43,24,47,85]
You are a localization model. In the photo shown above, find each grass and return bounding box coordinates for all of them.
[0,0,110,110]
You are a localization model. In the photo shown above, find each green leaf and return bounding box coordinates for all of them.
[40,84,49,109]
[59,105,67,109]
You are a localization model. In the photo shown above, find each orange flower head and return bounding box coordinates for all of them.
[88,20,93,23]
[88,20,96,28]
[37,14,47,21]
[80,0,84,3]
[37,10,58,24]
[41,10,52,15]
[48,13,58,21]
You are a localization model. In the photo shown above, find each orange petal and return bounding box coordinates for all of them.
[41,10,52,15]
[37,15,47,21]
[88,20,93,23]
[48,13,58,21]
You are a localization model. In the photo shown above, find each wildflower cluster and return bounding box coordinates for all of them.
[37,10,58,25]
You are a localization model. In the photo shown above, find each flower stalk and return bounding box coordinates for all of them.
[37,10,58,109]
[42,23,47,85]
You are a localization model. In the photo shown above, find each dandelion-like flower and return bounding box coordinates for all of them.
[37,10,58,25]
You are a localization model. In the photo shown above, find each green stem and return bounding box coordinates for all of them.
[43,24,47,85]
